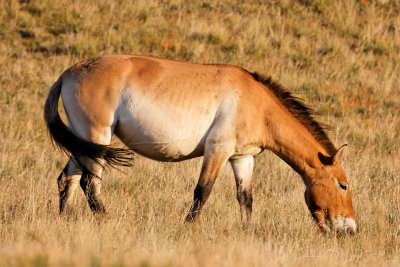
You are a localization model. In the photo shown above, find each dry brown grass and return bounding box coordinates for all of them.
[1,0,399,266]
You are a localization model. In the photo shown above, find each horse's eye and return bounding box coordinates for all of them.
[338,182,347,191]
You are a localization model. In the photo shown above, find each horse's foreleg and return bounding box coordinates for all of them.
[185,148,231,223]
[58,158,82,214]
[79,159,106,214]
[230,156,254,227]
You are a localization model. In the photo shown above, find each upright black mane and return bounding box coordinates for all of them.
[249,72,337,156]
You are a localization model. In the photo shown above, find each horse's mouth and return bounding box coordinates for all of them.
[317,216,357,236]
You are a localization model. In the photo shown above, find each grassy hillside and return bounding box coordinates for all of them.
[0,0,399,266]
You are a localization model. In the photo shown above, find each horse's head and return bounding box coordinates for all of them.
[304,145,356,235]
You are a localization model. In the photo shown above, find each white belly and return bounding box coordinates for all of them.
[114,88,218,161]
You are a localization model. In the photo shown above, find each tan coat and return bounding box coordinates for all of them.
[45,55,356,235]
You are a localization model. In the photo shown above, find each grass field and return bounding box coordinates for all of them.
[1,0,399,266]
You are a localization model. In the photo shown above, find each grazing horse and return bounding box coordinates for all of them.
[44,55,356,235]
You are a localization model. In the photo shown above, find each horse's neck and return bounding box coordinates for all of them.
[262,107,326,182]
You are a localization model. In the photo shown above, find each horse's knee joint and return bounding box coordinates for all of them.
[237,189,253,207]
[194,185,204,198]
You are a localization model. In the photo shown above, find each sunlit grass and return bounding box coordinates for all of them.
[0,0,399,266]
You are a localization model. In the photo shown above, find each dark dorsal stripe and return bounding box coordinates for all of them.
[249,72,337,156]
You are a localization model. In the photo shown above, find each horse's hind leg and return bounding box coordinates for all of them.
[230,156,254,226]
[63,123,111,215]
[61,86,117,215]
[58,157,82,214]
[79,158,106,214]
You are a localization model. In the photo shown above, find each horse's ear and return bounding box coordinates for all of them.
[318,144,347,166]
[332,144,347,165]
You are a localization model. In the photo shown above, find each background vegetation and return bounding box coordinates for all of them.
[0,0,399,266]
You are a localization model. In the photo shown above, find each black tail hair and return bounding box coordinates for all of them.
[44,77,134,169]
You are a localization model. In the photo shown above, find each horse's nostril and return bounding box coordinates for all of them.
[346,227,356,236]
[344,218,357,236]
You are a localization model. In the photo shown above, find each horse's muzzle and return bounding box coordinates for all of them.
[318,217,357,236]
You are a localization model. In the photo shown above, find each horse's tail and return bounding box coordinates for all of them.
[44,77,134,169]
